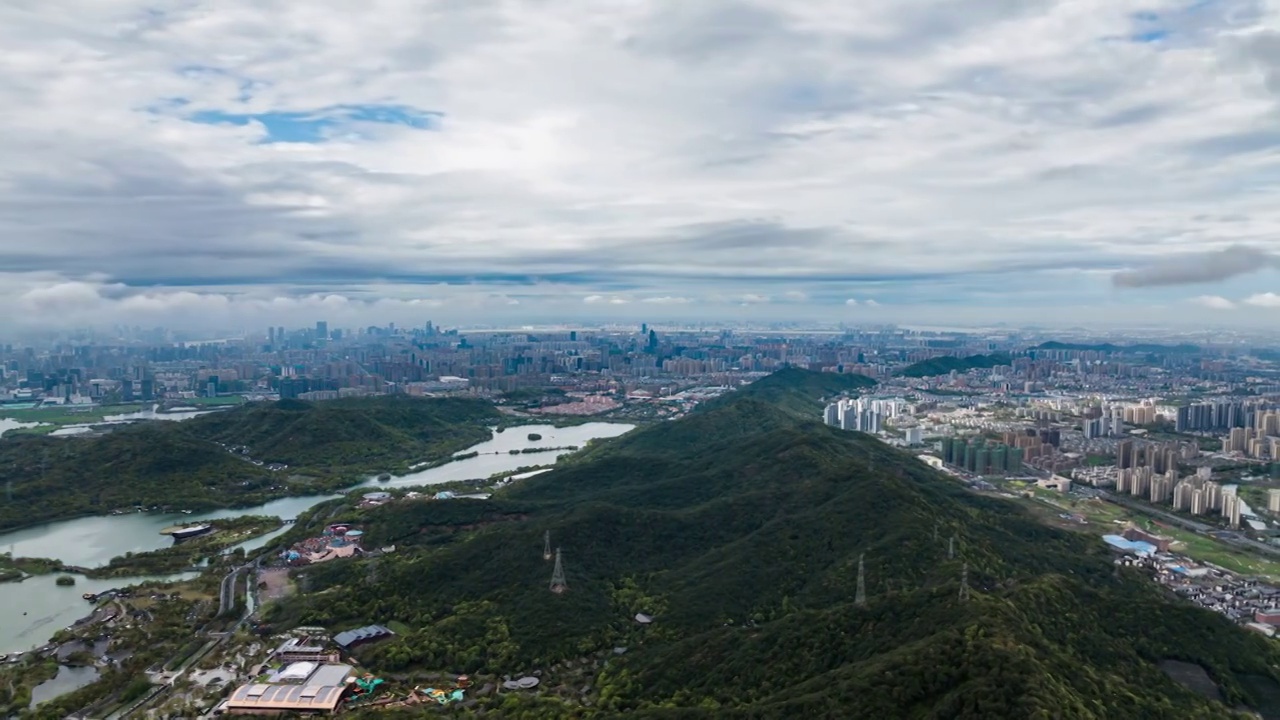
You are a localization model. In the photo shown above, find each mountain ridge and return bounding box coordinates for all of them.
[271,369,1280,718]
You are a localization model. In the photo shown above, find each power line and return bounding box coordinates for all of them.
[855,553,867,608]
[549,548,568,594]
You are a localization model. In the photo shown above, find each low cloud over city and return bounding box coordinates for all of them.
[2,0,1280,330]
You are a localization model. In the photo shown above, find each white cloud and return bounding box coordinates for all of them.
[863,299,880,307]
[641,296,692,304]
[1,0,1280,329]
[1244,292,1280,307]
[845,298,859,306]
[1191,295,1237,309]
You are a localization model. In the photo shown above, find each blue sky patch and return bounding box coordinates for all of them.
[187,104,442,143]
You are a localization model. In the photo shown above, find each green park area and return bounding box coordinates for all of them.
[170,396,248,406]
[0,403,148,433]
[999,481,1280,581]
[0,397,248,435]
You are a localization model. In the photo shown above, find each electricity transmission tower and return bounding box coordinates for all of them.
[543,530,552,561]
[959,563,971,602]
[855,553,867,608]
[549,548,568,594]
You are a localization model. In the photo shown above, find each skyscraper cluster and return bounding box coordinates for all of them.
[939,437,1024,475]
[1176,401,1279,434]
[823,397,903,434]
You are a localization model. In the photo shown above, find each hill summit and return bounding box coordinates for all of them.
[273,369,1280,719]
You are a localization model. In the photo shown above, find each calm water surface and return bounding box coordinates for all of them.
[0,421,632,654]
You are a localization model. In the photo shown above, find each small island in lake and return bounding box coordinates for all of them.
[527,432,542,441]
[85,515,284,578]
[55,575,76,586]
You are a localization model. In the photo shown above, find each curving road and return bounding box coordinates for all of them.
[218,565,246,617]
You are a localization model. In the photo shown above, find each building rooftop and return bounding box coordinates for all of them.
[333,625,394,648]
[226,683,346,713]
[308,663,354,688]
[276,662,316,681]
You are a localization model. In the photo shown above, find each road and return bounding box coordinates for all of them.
[218,565,246,617]
[1101,491,1280,561]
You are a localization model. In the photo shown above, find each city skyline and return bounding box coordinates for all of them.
[4,1,1280,331]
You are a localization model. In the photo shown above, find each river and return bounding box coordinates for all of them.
[0,421,632,654]
[0,418,41,437]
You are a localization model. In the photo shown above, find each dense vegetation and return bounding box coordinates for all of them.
[702,366,875,416]
[0,396,500,533]
[1034,341,1202,354]
[899,353,1013,378]
[266,369,1280,718]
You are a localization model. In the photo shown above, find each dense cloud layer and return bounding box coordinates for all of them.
[1,0,1279,331]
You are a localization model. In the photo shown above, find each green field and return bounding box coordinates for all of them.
[169,396,248,407]
[0,403,147,426]
[1009,488,1280,580]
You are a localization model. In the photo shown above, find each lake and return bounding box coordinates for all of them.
[29,664,101,709]
[0,421,633,654]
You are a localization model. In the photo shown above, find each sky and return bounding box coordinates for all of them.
[3,0,1280,333]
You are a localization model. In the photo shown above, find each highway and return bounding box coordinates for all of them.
[217,565,246,617]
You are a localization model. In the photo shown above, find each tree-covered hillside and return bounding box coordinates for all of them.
[185,395,499,473]
[0,396,500,532]
[268,369,1280,719]
[899,353,1012,378]
[702,366,876,415]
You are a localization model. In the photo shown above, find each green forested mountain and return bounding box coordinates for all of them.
[1034,341,1201,354]
[270,370,1280,719]
[701,366,876,415]
[184,395,499,472]
[0,396,500,532]
[899,353,1012,378]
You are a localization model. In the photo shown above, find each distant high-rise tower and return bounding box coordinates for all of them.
[959,563,971,602]
[855,553,867,608]
[543,530,552,561]
[550,548,568,594]
[316,320,328,340]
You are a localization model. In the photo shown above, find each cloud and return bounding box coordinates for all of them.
[2,1,1280,330]
[1245,292,1280,307]
[864,299,880,307]
[641,296,692,304]
[1191,295,1236,310]
[845,298,859,306]
[1112,246,1279,288]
